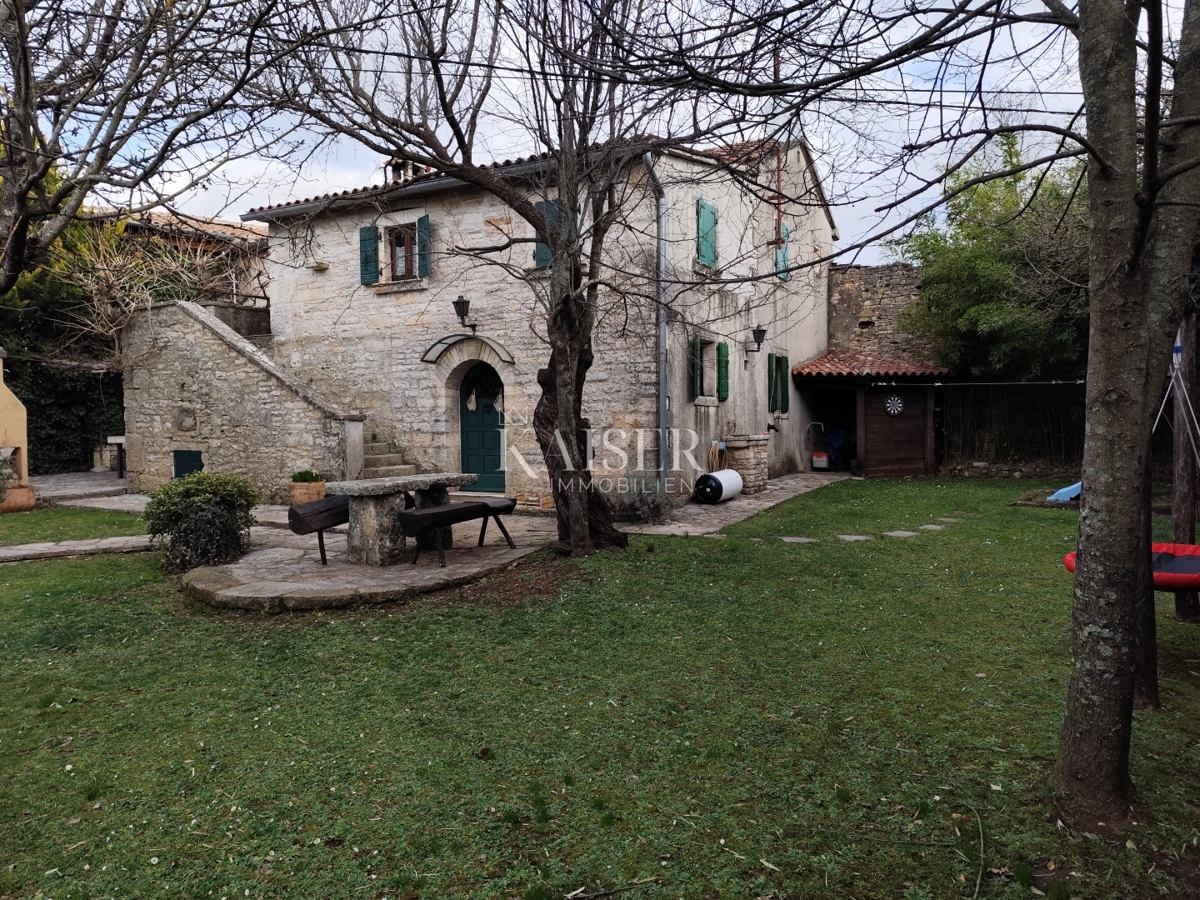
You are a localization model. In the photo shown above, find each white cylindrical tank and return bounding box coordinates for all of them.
[694,469,744,504]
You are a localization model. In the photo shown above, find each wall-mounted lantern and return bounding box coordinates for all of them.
[453,295,477,334]
[749,325,768,352]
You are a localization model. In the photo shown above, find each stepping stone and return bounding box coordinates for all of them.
[919,524,945,531]
[938,517,958,523]
[838,534,872,542]
[882,530,920,538]
[781,536,819,543]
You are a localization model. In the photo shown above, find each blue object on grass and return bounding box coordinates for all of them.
[1048,481,1082,502]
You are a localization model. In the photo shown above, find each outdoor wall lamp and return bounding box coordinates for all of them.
[453,295,477,333]
[749,325,768,352]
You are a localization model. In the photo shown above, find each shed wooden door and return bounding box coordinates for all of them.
[862,387,932,476]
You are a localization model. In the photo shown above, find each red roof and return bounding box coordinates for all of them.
[791,349,948,379]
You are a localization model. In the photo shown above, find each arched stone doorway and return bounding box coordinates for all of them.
[459,362,505,492]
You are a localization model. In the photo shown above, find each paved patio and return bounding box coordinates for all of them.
[14,470,851,609]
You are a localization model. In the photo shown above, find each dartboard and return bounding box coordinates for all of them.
[885,395,904,416]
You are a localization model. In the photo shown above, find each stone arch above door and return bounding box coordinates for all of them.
[421,333,514,368]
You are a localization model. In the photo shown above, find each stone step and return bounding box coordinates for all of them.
[364,453,408,468]
[449,490,510,502]
[361,467,415,479]
[363,441,392,455]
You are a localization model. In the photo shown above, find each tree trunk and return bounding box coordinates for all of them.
[1133,440,1160,710]
[533,282,627,556]
[1173,311,1200,620]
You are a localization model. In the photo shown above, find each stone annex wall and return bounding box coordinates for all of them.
[123,302,358,504]
[827,262,939,364]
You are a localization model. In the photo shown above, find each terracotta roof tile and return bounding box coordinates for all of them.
[791,348,948,379]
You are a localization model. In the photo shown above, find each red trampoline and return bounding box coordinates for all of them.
[1063,543,1200,590]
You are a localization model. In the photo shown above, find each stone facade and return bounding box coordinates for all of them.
[827,263,939,364]
[123,146,838,505]
[123,302,362,504]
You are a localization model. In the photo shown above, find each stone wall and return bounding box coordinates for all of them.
[938,460,1079,480]
[123,302,360,504]
[724,434,769,493]
[258,147,834,503]
[827,263,939,364]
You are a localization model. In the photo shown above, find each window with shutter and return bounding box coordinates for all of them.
[388,223,417,281]
[690,335,703,400]
[767,352,778,411]
[778,354,790,413]
[359,225,379,285]
[533,199,561,269]
[717,342,730,401]
[696,199,718,266]
[416,214,431,278]
[775,223,790,280]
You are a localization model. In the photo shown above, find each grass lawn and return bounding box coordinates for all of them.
[0,506,146,547]
[2,478,1199,899]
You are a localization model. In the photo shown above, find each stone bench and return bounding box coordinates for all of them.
[396,497,517,567]
[288,495,351,565]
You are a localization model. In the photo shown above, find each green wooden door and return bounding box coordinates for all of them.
[460,364,505,492]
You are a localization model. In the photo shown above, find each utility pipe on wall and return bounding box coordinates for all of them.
[643,152,669,490]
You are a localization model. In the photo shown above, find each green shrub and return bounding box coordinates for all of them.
[143,472,260,572]
[290,469,322,483]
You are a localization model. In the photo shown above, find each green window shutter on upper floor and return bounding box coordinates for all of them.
[359,225,379,285]
[696,199,718,266]
[534,199,561,269]
[717,341,730,401]
[767,352,778,412]
[776,223,790,280]
[416,214,431,278]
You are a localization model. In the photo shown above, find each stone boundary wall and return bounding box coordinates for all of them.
[827,263,940,364]
[123,302,360,503]
[938,460,1079,479]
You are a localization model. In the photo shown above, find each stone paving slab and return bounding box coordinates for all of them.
[30,471,128,503]
[626,472,848,536]
[882,530,920,538]
[184,516,559,612]
[781,536,819,543]
[61,494,149,513]
[838,534,872,542]
[0,534,154,563]
[919,524,945,531]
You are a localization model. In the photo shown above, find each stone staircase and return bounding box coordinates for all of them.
[362,440,416,479]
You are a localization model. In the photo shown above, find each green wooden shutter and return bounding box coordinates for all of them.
[696,199,717,266]
[359,225,379,285]
[416,214,431,278]
[690,335,703,400]
[533,199,560,269]
[776,223,790,280]
[717,342,730,401]
[779,354,790,413]
[767,352,778,411]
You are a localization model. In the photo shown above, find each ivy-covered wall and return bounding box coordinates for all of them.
[4,359,125,475]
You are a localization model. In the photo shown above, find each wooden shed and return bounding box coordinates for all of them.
[792,349,948,476]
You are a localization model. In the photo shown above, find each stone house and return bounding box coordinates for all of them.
[123,143,839,505]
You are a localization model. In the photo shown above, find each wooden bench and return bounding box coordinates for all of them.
[288,495,351,565]
[396,497,517,567]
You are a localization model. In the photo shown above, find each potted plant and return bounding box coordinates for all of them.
[289,469,325,505]
[0,453,35,514]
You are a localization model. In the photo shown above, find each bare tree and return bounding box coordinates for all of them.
[49,216,260,363]
[621,0,1200,830]
[265,0,748,554]
[0,0,314,295]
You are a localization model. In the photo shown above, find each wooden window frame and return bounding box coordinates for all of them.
[389,223,418,281]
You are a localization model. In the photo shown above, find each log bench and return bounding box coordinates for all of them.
[288,495,351,565]
[396,497,517,567]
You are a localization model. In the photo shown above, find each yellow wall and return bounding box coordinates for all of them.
[0,350,29,485]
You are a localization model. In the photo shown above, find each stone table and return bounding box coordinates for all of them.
[325,473,479,566]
